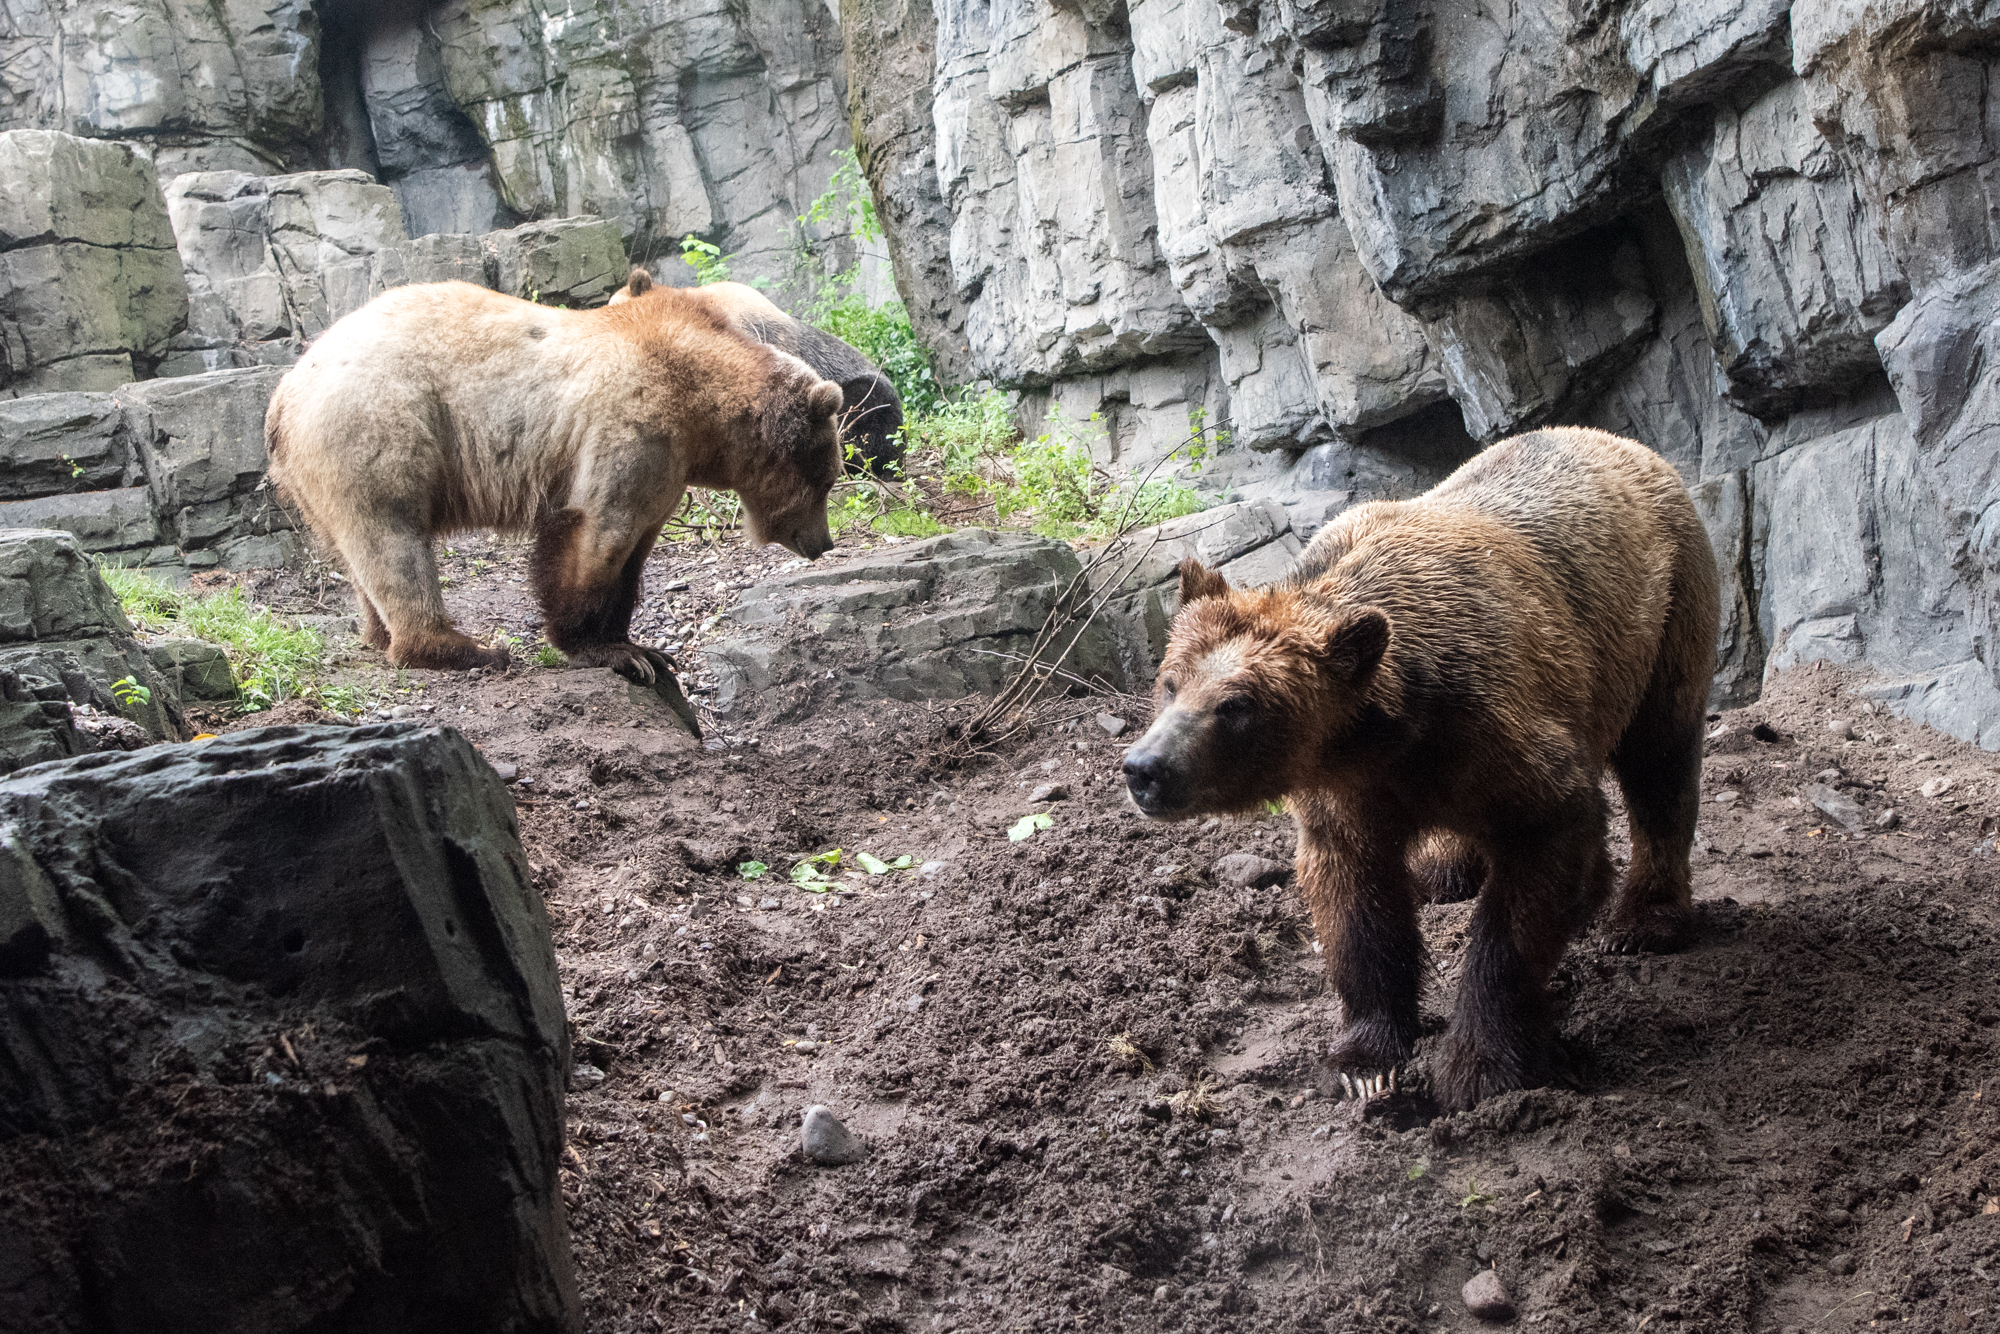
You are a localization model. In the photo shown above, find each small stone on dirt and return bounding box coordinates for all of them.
[1028,782,1069,803]
[1804,783,1865,832]
[1097,712,1128,737]
[801,1105,866,1165]
[1463,1269,1514,1321]
[1828,1253,1857,1276]
[1828,719,1855,739]
[1212,853,1289,888]
[572,1064,606,1088]
[490,760,519,783]
[1874,808,1901,830]
[1713,789,1739,805]
[1920,776,1954,799]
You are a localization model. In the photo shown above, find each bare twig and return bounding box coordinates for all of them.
[949,429,1221,756]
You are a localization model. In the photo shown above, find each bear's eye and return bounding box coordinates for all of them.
[1216,694,1255,723]
[1161,677,1178,700]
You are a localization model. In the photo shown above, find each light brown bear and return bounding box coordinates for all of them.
[266,280,845,676]
[1121,427,1719,1111]
[611,270,905,475]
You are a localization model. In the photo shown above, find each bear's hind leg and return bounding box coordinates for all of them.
[344,527,506,671]
[1434,793,1611,1112]
[1294,796,1424,1092]
[1601,681,1706,955]
[355,586,390,651]
[1603,521,1716,953]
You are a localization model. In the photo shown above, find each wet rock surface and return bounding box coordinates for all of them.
[0,724,579,1333]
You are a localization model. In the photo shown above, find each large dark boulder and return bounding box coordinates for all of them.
[0,724,579,1334]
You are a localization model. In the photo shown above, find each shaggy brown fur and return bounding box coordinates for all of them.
[266,280,845,674]
[612,270,905,474]
[1121,427,1719,1111]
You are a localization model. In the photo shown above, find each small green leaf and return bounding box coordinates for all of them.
[738,861,769,881]
[1407,1159,1429,1181]
[856,851,890,875]
[885,854,915,870]
[1007,813,1054,842]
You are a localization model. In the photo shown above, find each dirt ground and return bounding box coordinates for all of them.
[215,527,2000,1334]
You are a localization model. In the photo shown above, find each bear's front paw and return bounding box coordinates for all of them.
[572,643,675,685]
[1596,904,1695,955]
[1327,1014,1414,1100]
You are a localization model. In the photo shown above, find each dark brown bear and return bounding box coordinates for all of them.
[1121,427,1720,1111]
[612,270,905,475]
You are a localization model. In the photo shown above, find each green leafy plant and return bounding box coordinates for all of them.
[62,453,84,479]
[109,676,151,709]
[791,849,845,892]
[1407,1159,1430,1181]
[738,860,771,881]
[534,641,565,668]
[680,234,734,286]
[855,852,915,875]
[1008,813,1053,842]
[1461,1178,1495,1209]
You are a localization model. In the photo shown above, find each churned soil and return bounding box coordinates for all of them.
[213,531,1999,1334]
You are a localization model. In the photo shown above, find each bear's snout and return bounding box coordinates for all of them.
[1122,747,1176,816]
[787,524,834,560]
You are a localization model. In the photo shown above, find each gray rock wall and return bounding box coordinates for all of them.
[0,0,873,292]
[12,2,2000,744]
[843,0,2000,745]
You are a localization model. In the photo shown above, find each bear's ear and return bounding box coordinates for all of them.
[1320,606,1390,685]
[1178,558,1229,606]
[625,268,654,297]
[807,380,845,420]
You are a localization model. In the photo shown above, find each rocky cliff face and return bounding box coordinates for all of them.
[5,0,2000,742]
[848,0,2000,738]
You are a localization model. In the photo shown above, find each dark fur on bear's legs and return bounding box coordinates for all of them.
[531,508,675,684]
[1294,795,1426,1080]
[1435,792,1615,1110]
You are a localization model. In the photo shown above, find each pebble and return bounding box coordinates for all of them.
[571,1064,607,1088]
[1712,789,1739,805]
[1828,1253,1857,1276]
[490,760,519,783]
[1920,775,1954,799]
[1828,719,1855,739]
[1462,1269,1515,1321]
[1874,808,1901,830]
[919,859,948,877]
[758,897,782,910]
[1212,852,1290,888]
[1028,782,1069,803]
[1096,712,1129,737]
[801,1105,866,1165]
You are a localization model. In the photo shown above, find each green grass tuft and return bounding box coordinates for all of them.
[97,565,344,714]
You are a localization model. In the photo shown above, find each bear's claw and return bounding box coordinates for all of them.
[1596,905,1696,955]
[1338,1069,1399,1101]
